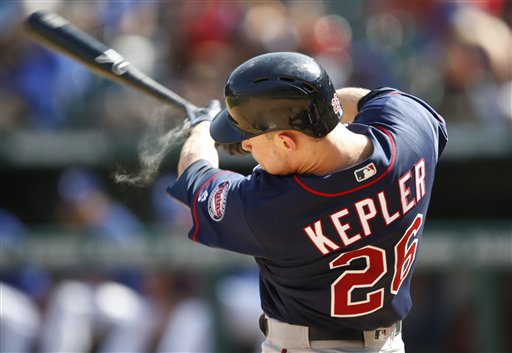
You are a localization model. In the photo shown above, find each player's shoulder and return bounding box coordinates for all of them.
[359,88,416,116]
[357,87,398,111]
[358,87,443,121]
[356,87,445,132]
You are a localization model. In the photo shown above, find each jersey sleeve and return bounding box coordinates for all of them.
[167,160,267,257]
[356,87,448,161]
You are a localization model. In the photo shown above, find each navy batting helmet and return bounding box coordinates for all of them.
[210,52,343,144]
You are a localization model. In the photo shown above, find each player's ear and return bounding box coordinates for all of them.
[276,131,297,152]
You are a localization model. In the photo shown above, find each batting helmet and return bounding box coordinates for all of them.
[210,52,343,144]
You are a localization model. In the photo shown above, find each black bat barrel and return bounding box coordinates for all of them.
[24,10,196,113]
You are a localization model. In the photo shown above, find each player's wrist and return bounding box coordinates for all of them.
[191,120,212,133]
[190,121,216,144]
[186,99,222,126]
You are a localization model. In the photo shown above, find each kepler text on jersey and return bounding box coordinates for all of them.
[303,159,426,255]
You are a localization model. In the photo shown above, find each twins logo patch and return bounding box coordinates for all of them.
[207,181,230,221]
[354,163,377,182]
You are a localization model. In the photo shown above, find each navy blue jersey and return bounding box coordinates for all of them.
[168,88,448,331]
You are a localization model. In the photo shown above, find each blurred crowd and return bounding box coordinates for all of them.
[1,0,511,131]
[1,167,263,352]
[1,0,511,352]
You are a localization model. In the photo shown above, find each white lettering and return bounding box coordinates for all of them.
[398,171,416,214]
[304,221,340,255]
[41,13,68,28]
[331,209,362,246]
[303,160,428,255]
[415,159,426,202]
[378,191,400,225]
[355,198,377,236]
[95,49,130,75]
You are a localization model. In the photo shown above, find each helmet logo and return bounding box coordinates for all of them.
[331,93,343,117]
[208,181,230,221]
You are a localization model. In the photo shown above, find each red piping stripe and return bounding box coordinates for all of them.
[191,171,231,241]
[293,127,396,197]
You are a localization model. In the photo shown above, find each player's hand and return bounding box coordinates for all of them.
[186,100,222,126]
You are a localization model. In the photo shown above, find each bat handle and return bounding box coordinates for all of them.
[126,64,199,113]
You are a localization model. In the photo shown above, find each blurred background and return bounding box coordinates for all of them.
[0,1,511,352]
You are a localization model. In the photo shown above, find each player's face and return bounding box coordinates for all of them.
[241,133,291,175]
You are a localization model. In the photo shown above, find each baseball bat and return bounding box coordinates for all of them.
[24,10,197,114]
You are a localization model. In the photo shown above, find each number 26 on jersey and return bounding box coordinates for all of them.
[329,214,423,317]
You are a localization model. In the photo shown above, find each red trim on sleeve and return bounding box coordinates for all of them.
[191,171,232,242]
[293,127,396,197]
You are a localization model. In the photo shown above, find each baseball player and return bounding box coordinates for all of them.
[167,52,448,352]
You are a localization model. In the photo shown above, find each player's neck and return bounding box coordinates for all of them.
[299,127,373,176]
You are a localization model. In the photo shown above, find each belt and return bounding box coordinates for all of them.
[259,315,364,341]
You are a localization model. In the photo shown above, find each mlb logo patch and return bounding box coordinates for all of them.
[208,181,230,221]
[354,163,377,182]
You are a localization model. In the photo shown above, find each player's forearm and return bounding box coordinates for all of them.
[177,122,219,177]
[336,87,370,123]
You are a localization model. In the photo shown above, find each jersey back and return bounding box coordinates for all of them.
[168,88,448,331]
